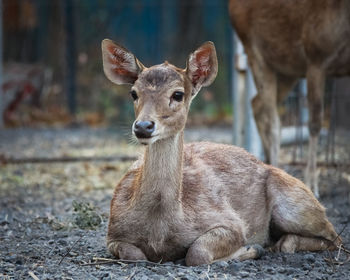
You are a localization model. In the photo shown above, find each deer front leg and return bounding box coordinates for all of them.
[305,66,325,198]
[185,227,262,266]
[108,241,147,261]
[248,51,280,166]
[252,94,280,165]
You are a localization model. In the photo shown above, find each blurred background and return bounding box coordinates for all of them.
[1,3,350,278]
[0,0,234,128]
[1,0,350,160]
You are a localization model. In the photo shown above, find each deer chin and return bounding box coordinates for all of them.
[136,135,160,145]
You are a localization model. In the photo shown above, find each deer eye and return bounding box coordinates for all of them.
[130,90,138,101]
[172,91,184,102]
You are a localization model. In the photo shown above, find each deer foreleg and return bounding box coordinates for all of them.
[305,66,325,198]
[252,94,280,165]
[108,241,147,261]
[274,234,339,253]
[185,226,262,266]
[248,50,280,166]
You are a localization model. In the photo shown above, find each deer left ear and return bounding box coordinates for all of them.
[186,41,218,96]
[102,39,145,85]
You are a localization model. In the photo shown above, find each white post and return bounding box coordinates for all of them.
[232,33,247,147]
[232,32,263,159]
[245,68,264,159]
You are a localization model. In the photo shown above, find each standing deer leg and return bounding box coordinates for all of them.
[185,226,262,266]
[249,55,279,165]
[305,66,325,198]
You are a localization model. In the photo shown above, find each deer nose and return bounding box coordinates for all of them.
[133,121,155,138]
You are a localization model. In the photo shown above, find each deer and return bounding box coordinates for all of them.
[101,39,342,266]
[228,0,350,198]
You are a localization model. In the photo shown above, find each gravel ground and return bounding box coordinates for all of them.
[0,127,350,280]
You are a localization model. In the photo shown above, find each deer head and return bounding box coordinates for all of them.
[102,39,218,145]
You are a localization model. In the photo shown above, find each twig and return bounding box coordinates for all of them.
[336,244,342,262]
[324,255,350,266]
[325,249,336,272]
[28,271,40,280]
[337,245,350,255]
[58,236,83,265]
[1,155,137,165]
[80,257,180,268]
[324,224,350,268]
[126,269,137,280]
[289,161,350,168]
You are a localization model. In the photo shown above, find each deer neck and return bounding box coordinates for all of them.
[139,132,184,214]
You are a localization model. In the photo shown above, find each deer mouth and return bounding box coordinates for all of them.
[135,134,159,145]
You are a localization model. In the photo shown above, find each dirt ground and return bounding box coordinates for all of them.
[1,128,349,280]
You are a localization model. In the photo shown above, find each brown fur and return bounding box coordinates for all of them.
[102,40,341,266]
[229,0,350,197]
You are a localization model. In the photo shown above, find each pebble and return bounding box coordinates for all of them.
[58,239,68,246]
[277,267,287,274]
[304,254,316,263]
[239,271,250,278]
[216,261,229,268]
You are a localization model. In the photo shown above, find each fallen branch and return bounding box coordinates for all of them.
[324,254,350,266]
[288,161,350,168]
[28,271,40,280]
[0,155,137,164]
[58,236,83,265]
[324,224,350,268]
[80,257,180,268]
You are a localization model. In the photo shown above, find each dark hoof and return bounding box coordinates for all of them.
[251,244,265,259]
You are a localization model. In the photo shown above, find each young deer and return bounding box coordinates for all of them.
[102,40,341,266]
[228,0,350,197]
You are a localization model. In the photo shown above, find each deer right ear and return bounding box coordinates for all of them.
[102,39,145,85]
[186,41,218,96]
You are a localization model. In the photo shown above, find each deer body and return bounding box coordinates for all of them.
[102,40,341,266]
[228,0,350,197]
[108,140,274,262]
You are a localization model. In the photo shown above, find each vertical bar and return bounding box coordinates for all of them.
[230,31,236,144]
[232,32,246,147]
[245,68,264,159]
[0,0,3,128]
[63,0,76,115]
[232,31,263,158]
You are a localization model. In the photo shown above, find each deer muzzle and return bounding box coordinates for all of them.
[133,120,155,139]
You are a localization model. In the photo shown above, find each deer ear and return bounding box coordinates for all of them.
[186,41,218,96]
[102,39,145,85]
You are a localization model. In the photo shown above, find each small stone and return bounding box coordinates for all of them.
[287,268,296,275]
[15,258,23,265]
[101,272,111,280]
[302,263,311,271]
[68,251,78,257]
[277,267,286,274]
[5,255,17,263]
[239,271,250,278]
[58,239,68,246]
[216,261,229,268]
[15,265,25,271]
[304,254,315,263]
[265,267,275,274]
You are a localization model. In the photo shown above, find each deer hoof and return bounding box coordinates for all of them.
[250,244,265,259]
